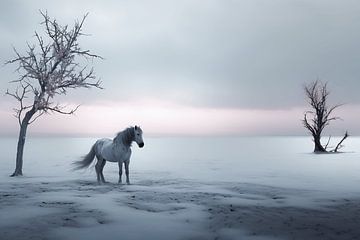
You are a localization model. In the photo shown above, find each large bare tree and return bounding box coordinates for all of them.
[6,11,102,176]
[303,80,348,153]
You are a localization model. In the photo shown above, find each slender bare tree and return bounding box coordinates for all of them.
[6,11,102,176]
[303,80,348,153]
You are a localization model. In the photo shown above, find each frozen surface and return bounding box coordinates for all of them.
[1,137,360,239]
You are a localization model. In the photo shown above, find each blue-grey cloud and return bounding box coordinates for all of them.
[1,0,360,110]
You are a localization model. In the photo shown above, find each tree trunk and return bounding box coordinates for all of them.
[10,108,36,177]
[313,135,327,153]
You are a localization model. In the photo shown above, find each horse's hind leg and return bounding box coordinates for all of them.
[95,157,103,183]
[100,160,106,183]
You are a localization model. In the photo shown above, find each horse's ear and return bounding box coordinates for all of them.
[135,125,138,130]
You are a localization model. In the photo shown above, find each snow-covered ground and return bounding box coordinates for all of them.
[1,137,360,240]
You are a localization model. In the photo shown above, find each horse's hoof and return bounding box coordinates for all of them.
[126,182,131,185]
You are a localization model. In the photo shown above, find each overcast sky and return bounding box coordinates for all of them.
[0,0,359,136]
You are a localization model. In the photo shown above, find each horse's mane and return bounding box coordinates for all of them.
[114,127,135,147]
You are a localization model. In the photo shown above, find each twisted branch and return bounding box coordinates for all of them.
[6,11,102,126]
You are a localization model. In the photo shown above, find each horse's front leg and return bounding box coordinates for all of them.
[118,161,123,184]
[125,161,130,185]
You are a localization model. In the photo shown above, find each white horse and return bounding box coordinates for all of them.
[73,126,144,184]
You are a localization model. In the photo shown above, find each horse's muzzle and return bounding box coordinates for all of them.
[139,142,144,148]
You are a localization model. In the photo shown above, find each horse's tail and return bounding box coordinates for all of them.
[72,144,96,170]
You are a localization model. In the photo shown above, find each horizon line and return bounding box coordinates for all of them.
[0,133,356,138]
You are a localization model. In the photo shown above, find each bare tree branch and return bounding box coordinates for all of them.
[324,135,331,150]
[303,80,347,153]
[332,131,349,153]
[6,11,102,125]
[44,104,80,115]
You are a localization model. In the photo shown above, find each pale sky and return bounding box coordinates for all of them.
[0,0,359,137]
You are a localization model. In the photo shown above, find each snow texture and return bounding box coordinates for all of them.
[1,137,360,240]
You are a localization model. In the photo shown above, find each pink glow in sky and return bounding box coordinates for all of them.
[0,99,357,137]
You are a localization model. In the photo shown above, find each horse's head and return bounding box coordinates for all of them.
[134,125,144,148]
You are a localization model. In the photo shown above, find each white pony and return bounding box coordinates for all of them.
[73,126,144,184]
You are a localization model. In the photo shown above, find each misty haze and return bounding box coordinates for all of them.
[1,1,360,240]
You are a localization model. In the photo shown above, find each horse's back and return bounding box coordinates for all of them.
[96,138,111,144]
[95,138,110,149]
[95,138,111,159]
